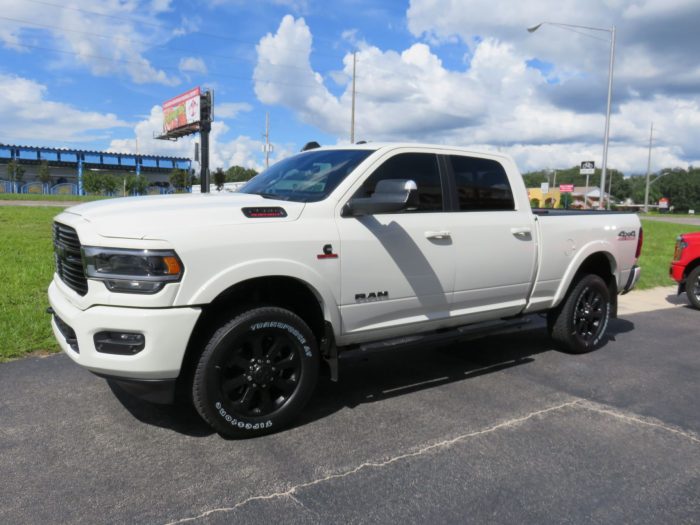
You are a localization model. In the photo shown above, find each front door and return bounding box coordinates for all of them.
[337,151,456,341]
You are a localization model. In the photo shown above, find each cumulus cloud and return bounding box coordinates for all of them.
[179,57,208,75]
[108,106,277,171]
[0,74,128,143]
[253,14,700,173]
[216,102,253,119]
[0,0,179,85]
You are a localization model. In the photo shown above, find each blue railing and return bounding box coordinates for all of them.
[50,183,79,196]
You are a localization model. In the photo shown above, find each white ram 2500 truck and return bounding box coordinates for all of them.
[48,143,642,437]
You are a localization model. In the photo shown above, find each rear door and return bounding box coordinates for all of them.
[336,151,456,340]
[444,154,537,318]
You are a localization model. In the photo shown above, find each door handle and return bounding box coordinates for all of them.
[425,230,451,239]
[510,227,532,238]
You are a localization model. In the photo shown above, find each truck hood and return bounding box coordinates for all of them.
[64,192,305,240]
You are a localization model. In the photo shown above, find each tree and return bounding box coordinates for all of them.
[656,168,700,212]
[83,172,104,194]
[213,167,226,191]
[7,159,25,188]
[102,174,120,195]
[225,165,257,182]
[37,161,52,187]
[169,169,189,192]
[125,174,149,195]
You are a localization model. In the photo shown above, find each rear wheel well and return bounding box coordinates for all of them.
[572,252,618,314]
[683,258,700,279]
[177,276,327,400]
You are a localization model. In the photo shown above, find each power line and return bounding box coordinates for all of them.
[9,41,368,94]
[0,14,324,74]
[19,0,348,57]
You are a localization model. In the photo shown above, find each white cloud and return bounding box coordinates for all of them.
[0,74,128,143]
[108,106,272,171]
[216,102,253,119]
[178,57,208,75]
[0,0,179,85]
[253,14,700,174]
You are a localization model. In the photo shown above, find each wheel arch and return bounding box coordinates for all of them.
[553,247,618,310]
[683,257,700,278]
[177,275,334,399]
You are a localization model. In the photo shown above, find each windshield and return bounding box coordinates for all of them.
[239,149,375,202]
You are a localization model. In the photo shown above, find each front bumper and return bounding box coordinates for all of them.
[620,265,641,295]
[48,281,201,381]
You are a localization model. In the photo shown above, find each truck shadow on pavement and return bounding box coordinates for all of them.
[107,318,635,437]
[297,319,634,429]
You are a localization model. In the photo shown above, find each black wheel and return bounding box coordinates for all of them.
[686,266,700,310]
[548,274,611,354]
[192,307,319,438]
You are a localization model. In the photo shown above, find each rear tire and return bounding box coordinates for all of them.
[192,307,319,438]
[548,274,611,354]
[686,266,700,310]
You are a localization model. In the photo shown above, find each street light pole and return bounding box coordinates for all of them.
[528,21,616,210]
[601,25,616,209]
[644,122,654,213]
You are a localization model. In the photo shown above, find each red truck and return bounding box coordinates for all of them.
[670,232,700,309]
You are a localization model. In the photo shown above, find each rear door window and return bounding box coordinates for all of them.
[449,155,514,211]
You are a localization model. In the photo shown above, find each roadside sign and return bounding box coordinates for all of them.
[560,184,574,193]
[659,197,669,209]
[580,161,595,175]
[540,182,549,194]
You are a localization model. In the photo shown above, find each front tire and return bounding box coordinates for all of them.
[548,274,611,354]
[192,307,319,438]
[686,266,700,310]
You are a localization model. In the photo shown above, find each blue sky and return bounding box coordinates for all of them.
[1,0,699,174]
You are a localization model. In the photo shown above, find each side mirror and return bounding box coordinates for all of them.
[344,179,418,216]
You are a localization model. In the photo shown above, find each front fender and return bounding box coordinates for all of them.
[177,258,342,335]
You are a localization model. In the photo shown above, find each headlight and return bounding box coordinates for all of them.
[82,247,184,294]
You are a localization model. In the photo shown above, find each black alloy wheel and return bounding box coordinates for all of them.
[192,307,319,438]
[687,266,700,310]
[572,285,607,347]
[217,328,302,417]
[548,274,611,354]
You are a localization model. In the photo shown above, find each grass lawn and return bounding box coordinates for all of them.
[0,207,60,361]
[637,219,700,289]
[0,193,109,202]
[0,209,698,361]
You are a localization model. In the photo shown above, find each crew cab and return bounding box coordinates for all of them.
[670,232,700,309]
[48,143,642,437]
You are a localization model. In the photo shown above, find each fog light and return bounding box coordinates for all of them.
[94,331,145,355]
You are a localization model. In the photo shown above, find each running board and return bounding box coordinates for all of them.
[338,316,534,362]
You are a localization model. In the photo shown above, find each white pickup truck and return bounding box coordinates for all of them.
[48,143,642,437]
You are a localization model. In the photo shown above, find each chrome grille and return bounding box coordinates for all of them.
[53,222,88,296]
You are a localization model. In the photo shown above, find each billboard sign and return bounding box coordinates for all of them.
[163,87,201,133]
[560,184,575,193]
[580,161,595,175]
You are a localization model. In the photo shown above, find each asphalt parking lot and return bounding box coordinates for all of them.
[1,290,698,524]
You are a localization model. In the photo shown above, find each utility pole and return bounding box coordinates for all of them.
[600,25,616,209]
[200,90,213,193]
[264,112,272,169]
[350,51,357,144]
[644,122,654,213]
